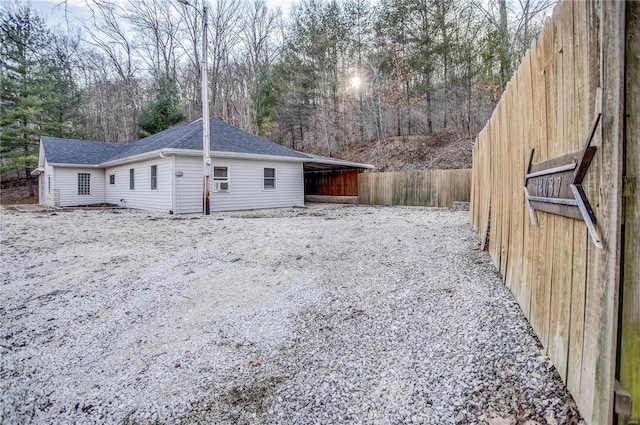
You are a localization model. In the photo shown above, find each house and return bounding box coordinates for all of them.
[32,118,374,213]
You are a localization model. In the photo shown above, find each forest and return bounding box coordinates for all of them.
[0,0,555,195]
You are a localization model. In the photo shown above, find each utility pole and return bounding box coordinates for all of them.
[178,0,211,215]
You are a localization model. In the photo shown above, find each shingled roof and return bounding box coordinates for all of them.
[41,137,129,165]
[42,118,310,165]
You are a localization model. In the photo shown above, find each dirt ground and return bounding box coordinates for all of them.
[332,133,474,171]
[0,205,582,425]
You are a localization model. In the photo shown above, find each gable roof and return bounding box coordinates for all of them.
[42,118,310,166]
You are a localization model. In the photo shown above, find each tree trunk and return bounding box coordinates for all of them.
[499,0,509,89]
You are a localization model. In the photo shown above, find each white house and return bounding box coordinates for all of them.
[33,118,374,213]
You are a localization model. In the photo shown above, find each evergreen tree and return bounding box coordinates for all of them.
[0,6,52,195]
[137,76,184,137]
[0,6,82,195]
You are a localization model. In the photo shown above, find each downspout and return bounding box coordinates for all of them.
[159,152,175,214]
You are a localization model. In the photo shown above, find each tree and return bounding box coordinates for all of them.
[137,76,184,136]
[0,5,80,195]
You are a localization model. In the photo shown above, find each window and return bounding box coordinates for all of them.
[129,168,135,190]
[47,176,51,194]
[109,174,115,185]
[264,168,276,190]
[213,166,229,191]
[78,173,90,195]
[150,165,157,190]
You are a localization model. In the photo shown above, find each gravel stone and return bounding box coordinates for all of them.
[0,204,584,424]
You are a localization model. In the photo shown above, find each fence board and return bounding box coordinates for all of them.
[469,1,627,423]
[358,169,471,207]
[548,1,572,384]
[621,2,640,421]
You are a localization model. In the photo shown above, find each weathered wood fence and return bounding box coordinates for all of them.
[470,2,638,424]
[358,169,471,207]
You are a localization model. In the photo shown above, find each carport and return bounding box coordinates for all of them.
[303,155,375,204]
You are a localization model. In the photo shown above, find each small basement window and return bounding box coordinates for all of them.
[213,166,229,191]
[150,165,157,190]
[109,174,115,185]
[129,168,135,190]
[264,168,276,190]
[78,173,90,195]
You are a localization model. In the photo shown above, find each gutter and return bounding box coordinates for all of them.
[304,157,376,169]
[31,167,44,176]
[99,148,309,167]
[46,163,102,168]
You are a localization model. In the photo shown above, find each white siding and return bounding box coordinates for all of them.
[104,158,171,213]
[54,167,105,206]
[174,156,204,214]
[175,156,304,212]
[43,160,56,207]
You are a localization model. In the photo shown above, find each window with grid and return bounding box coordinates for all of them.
[109,174,115,185]
[78,173,90,195]
[150,165,157,190]
[264,168,276,190]
[213,167,229,191]
[129,168,135,190]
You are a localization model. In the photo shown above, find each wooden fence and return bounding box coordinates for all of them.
[470,2,638,424]
[358,169,471,207]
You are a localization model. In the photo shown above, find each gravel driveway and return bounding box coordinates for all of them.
[0,204,583,425]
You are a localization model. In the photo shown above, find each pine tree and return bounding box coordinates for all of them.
[137,76,184,137]
[0,6,82,195]
[0,6,52,195]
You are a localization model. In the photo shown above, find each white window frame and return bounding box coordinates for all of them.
[78,173,91,196]
[213,166,229,192]
[263,167,276,190]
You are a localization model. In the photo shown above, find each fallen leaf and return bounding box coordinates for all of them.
[479,413,516,425]
[545,414,558,425]
[250,355,262,366]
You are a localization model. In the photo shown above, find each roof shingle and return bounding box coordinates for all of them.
[42,118,310,165]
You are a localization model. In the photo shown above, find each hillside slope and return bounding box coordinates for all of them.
[330,132,474,171]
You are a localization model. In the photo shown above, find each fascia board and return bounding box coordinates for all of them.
[306,158,376,169]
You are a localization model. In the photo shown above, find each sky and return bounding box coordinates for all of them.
[23,0,297,30]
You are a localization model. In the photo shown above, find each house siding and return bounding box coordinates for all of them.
[43,160,57,207]
[174,156,304,213]
[104,158,171,213]
[174,156,204,214]
[211,157,304,212]
[54,167,105,206]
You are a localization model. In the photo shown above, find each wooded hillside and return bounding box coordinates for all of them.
[0,0,555,199]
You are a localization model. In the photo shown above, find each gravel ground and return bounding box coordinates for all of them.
[0,204,584,425]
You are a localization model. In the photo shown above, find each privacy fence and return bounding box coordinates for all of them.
[470,2,637,424]
[358,169,471,207]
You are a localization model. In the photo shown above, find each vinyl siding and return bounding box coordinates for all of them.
[175,156,204,214]
[104,158,171,213]
[54,167,105,206]
[174,156,304,213]
[43,160,56,207]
